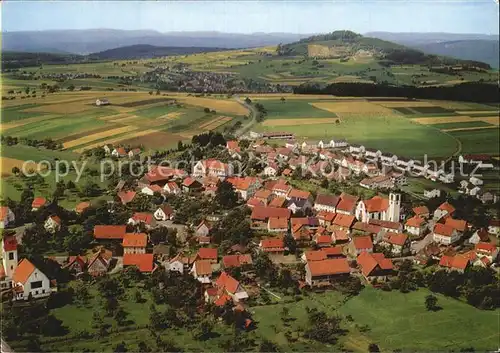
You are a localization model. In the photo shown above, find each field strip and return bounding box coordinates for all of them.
[379,101,437,108]
[73,129,159,153]
[456,110,499,115]
[157,112,184,120]
[176,97,248,115]
[0,114,62,132]
[108,115,140,123]
[479,117,499,126]
[99,113,133,121]
[262,118,337,127]
[441,126,499,132]
[22,103,96,114]
[203,117,233,130]
[177,131,201,138]
[311,101,397,115]
[63,126,138,149]
[199,116,232,129]
[411,116,475,124]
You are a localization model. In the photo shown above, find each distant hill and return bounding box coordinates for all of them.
[365,32,499,68]
[414,40,499,69]
[1,29,311,55]
[277,30,491,68]
[88,44,229,60]
[2,51,84,69]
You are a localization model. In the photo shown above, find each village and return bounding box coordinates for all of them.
[0,130,499,351]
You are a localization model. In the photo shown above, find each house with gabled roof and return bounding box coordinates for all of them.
[64,256,87,274]
[433,202,455,221]
[475,242,498,261]
[305,258,351,287]
[122,233,148,254]
[193,247,218,264]
[405,215,427,237]
[112,147,128,158]
[215,272,249,302]
[75,201,91,214]
[336,193,358,216]
[12,259,53,301]
[163,181,181,195]
[368,219,403,233]
[123,253,155,273]
[357,252,393,282]
[182,177,202,193]
[379,233,411,257]
[444,218,468,235]
[259,238,285,254]
[0,206,15,229]
[269,196,287,208]
[433,223,460,245]
[44,215,61,234]
[154,205,174,221]
[192,159,232,178]
[317,211,336,226]
[87,249,112,276]
[93,225,127,240]
[128,212,156,229]
[413,205,430,219]
[314,194,339,213]
[141,184,164,196]
[251,206,291,228]
[117,190,136,205]
[222,254,252,269]
[31,197,47,211]
[439,255,469,273]
[348,236,373,257]
[268,217,289,233]
[191,260,213,283]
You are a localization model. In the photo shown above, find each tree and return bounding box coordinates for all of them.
[67,84,75,91]
[259,340,280,352]
[114,307,127,326]
[244,97,252,104]
[114,342,128,353]
[73,281,91,306]
[215,180,238,209]
[193,318,214,340]
[280,96,286,103]
[11,166,20,175]
[368,343,380,352]
[425,294,438,311]
[150,226,169,245]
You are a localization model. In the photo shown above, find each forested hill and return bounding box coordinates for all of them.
[277,30,492,69]
[88,45,229,60]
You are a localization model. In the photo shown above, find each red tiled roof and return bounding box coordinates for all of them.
[0,206,11,220]
[222,254,252,268]
[353,236,373,250]
[131,212,154,225]
[216,272,240,293]
[214,293,231,306]
[357,252,393,277]
[289,189,311,200]
[123,233,148,248]
[475,242,497,254]
[315,194,340,207]
[31,197,47,208]
[384,233,408,246]
[49,215,62,225]
[406,215,425,227]
[333,214,355,228]
[247,197,265,208]
[260,238,284,250]
[315,234,332,244]
[317,211,336,222]
[12,259,36,284]
[76,202,91,213]
[268,217,288,230]
[3,235,18,252]
[307,258,350,276]
[445,218,467,232]
[332,229,349,241]
[322,246,344,257]
[438,202,455,214]
[93,225,127,239]
[251,206,291,221]
[439,255,469,270]
[352,222,382,234]
[123,253,154,272]
[227,140,239,150]
[336,194,358,212]
[304,250,327,261]
[413,205,429,216]
[68,255,87,267]
[198,247,218,260]
[434,223,455,237]
[159,205,174,215]
[254,189,272,199]
[369,219,401,230]
[193,260,213,275]
[268,196,287,208]
[117,190,136,204]
[363,196,390,212]
[182,176,198,187]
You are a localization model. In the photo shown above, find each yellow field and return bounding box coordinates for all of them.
[73,129,160,153]
[379,101,436,108]
[411,116,476,124]
[480,117,499,126]
[63,126,138,149]
[262,118,337,127]
[176,97,248,115]
[201,117,233,130]
[22,102,95,114]
[0,157,38,176]
[442,126,499,132]
[311,101,397,115]
[108,115,140,124]
[456,110,499,115]
[99,113,134,121]
[157,112,184,120]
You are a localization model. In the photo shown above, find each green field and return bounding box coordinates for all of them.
[1,145,79,162]
[429,121,494,130]
[449,128,500,155]
[258,100,336,118]
[256,114,458,158]
[339,287,499,351]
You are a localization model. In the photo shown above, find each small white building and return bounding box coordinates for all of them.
[44,215,61,234]
[469,176,484,186]
[154,205,174,221]
[0,207,15,229]
[190,260,212,284]
[12,259,53,301]
[95,98,110,106]
[433,223,460,245]
[424,189,441,199]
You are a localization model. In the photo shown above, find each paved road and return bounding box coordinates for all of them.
[234,96,258,138]
[411,231,434,254]
[1,339,14,353]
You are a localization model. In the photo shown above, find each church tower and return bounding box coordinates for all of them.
[388,193,401,223]
[2,236,18,279]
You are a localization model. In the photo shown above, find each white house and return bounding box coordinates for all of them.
[95,98,110,106]
[488,220,500,236]
[329,138,348,148]
[190,260,212,284]
[469,176,484,186]
[355,194,401,224]
[168,258,185,274]
[349,144,365,154]
[0,207,15,229]
[424,189,441,199]
[44,215,61,234]
[405,215,427,237]
[433,223,460,245]
[154,205,174,221]
[12,259,53,301]
[263,163,278,177]
[163,182,181,195]
[433,202,455,221]
[2,236,18,279]
[314,194,339,213]
[141,185,163,196]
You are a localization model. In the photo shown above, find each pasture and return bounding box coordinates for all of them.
[339,287,499,351]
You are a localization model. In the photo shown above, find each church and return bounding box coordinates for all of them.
[355,193,401,224]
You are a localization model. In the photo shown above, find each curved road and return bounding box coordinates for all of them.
[234,96,259,138]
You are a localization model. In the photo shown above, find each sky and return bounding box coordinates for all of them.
[2,1,499,35]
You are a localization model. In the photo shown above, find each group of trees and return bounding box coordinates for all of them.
[1,134,63,150]
[191,131,226,147]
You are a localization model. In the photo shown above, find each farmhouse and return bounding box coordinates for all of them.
[117,190,136,205]
[87,250,112,276]
[305,258,351,287]
[141,184,163,196]
[369,219,403,233]
[44,215,61,234]
[191,260,214,284]
[93,225,127,240]
[433,202,455,221]
[192,159,232,178]
[154,205,174,221]
[444,218,468,235]
[413,205,430,219]
[259,238,285,254]
[0,207,15,228]
[65,256,87,274]
[405,215,427,237]
[357,252,393,282]
[475,242,498,261]
[336,193,359,215]
[122,233,148,254]
[439,255,469,273]
[95,98,110,106]
[314,194,339,213]
[379,233,411,257]
[433,223,460,245]
[182,177,202,193]
[123,253,155,273]
[222,254,252,269]
[215,272,248,302]
[348,236,373,256]
[251,206,291,227]
[12,259,53,301]
[128,212,156,228]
